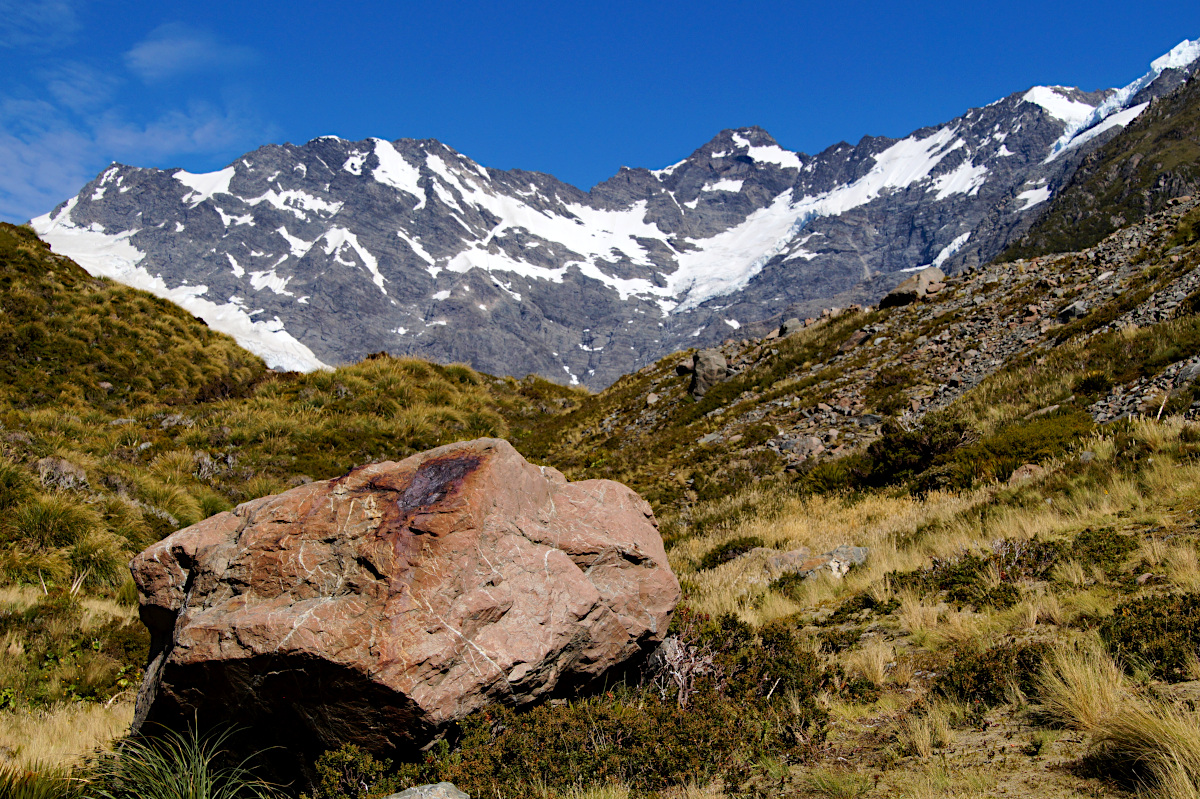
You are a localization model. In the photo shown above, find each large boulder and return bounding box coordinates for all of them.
[129,438,679,758]
[689,349,729,398]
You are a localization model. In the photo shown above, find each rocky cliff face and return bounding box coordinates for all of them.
[30,42,1200,387]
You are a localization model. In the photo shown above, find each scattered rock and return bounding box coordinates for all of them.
[1057,301,1088,324]
[880,267,946,308]
[159,414,195,430]
[1178,362,1200,385]
[130,438,679,760]
[36,457,89,491]
[1080,451,1096,464]
[779,318,804,336]
[646,392,660,406]
[839,330,869,353]
[767,544,869,581]
[675,361,693,376]
[1008,463,1046,484]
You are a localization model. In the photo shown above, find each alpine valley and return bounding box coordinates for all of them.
[30,40,1200,387]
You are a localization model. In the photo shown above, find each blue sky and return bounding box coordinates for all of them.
[1,0,1198,223]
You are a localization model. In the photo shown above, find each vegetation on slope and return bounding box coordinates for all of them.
[8,187,1200,797]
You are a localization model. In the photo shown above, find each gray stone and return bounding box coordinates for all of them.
[1058,301,1088,324]
[385,783,470,799]
[779,318,804,336]
[36,457,89,492]
[1178,362,1200,385]
[880,267,946,308]
[689,349,728,398]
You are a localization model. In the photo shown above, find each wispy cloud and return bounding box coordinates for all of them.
[0,0,82,50]
[124,23,256,82]
[0,97,275,223]
[43,62,119,112]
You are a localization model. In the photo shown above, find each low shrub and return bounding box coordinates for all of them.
[1100,592,1200,682]
[698,536,764,570]
[935,639,1050,708]
[1073,527,1137,579]
[888,537,1062,610]
[304,744,397,799]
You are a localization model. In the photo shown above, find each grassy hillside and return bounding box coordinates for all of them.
[6,191,1200,799]
[0,222,578,767]
[1003,68,1200,260]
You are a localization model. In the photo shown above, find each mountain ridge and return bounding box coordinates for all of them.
[29,39,1200,387]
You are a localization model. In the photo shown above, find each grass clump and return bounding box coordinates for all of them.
[89,725,284,799]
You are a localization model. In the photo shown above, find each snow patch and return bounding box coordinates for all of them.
[1022,87,1095,125]
[371,139,426,208]
[215,207,254,227]
[724,319,740,329]
[703,178,744,192]
[322,228,386,294]
[174,167,236,205]
[276,227,313,259]
[1016,185,1053,210]
[30,206,328,372]
[1046,102,1148,162]
[343,151,367,175]
[931,232,971,269]
[244,189,342,221]
[1049,39,1199,158]
[396,230,435,264]
[931,160,988,200]
[731,132,802,170]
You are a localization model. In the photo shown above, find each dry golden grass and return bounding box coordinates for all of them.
[1051,558,1089,587]
[0,699,133,768]
[882,764,996,799]
[1037,639,1128,732]
[1167,544,1200,590]
[1091,700,1200,798]
[657,780,726,799]
[844,639,893,686]
[897,701,958,758]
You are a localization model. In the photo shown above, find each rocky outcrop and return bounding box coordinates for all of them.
[129,438,679,758]
[689,349,729,398]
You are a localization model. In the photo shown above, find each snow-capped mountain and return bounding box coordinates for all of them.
[31,39,1200,386]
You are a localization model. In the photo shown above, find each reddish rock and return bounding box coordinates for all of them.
[130,438,679,757]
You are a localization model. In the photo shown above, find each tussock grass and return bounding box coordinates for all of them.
[0,700,133,768]
[844,639,894,687]
[1037,638,1128,732]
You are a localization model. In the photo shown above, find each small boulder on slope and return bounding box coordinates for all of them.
[129,438,680,759]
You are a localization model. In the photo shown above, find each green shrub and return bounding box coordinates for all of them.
[1073,527,1137,579]
[698,536,764,570]
[935,640,1050,708]
[888,537,1062,609]
[1100,592,1200,682]
[303,744,397,799]
[1073,370,1114,398]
